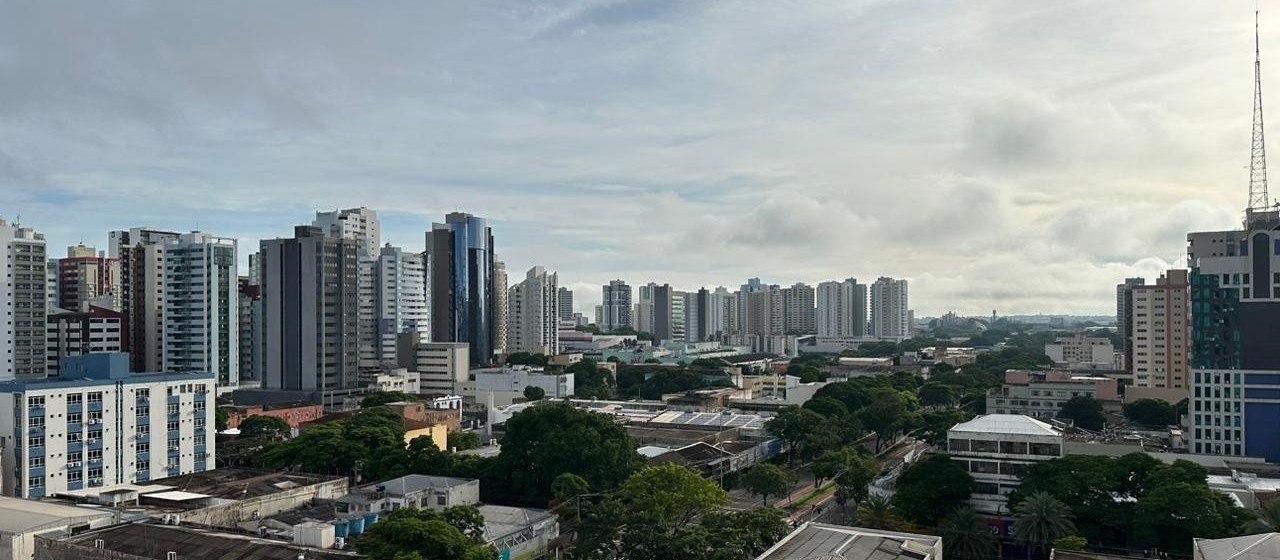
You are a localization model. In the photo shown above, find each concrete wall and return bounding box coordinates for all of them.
[177,478,349,528]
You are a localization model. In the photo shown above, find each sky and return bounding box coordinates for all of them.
[0,1,1270,317]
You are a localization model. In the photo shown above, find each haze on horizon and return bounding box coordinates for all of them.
[0,1,1269,316]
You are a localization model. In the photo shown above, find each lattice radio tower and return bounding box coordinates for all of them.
[1248,9,1272,214]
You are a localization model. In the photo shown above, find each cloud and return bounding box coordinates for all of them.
[0,0,1267,316]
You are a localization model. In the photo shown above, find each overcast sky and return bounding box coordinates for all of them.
[1,1,1269,316]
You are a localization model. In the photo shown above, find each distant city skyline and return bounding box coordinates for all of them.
[3,2,1270,316]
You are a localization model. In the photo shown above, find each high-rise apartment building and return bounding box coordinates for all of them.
[377,244,429,363]
[870,277,910,341]
[492,259,508,356]
[781,282,816,335]
[651,284,688,344]
[0,353,216,498]
[46,305,126,377]
[601,280,632,332]
[816,278,868,337]
[507,267,559,355]
[706,287,732,339]
[45,259,59,309]
[237,276,263,383]
[744,287,783,338]
[633,282,657,334]
[260,226,360,392]
[58,245,121,312]
[162,232,238,387]
[110,227,181,373]
[1129,270,1191,391]
[557,287,574,322]
[1116,277,1146,371]
[426,213,496,366]
[1,219,47,381]
[314,208,381,370]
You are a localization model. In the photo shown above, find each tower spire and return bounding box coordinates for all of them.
[1248,9,1271,214]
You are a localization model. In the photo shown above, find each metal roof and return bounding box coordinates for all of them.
[1194,533,1280,560]
[754,523,940,560]
[949,414,1061,437]
[0,497,114,535]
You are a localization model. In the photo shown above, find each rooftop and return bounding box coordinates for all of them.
[755,523,941,560]
[0,496,115,535]
[362,475,477,496]
[478,504,554,543]
[147,468,342,501]
[950,414,1062,437]
[1193,533,1280,560]
[60,522,358,560]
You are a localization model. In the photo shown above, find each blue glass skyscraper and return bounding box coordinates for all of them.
[426,213,495,366]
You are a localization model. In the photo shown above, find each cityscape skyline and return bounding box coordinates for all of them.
[3,2,1275,317]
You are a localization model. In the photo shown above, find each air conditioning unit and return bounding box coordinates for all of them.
[90,478,103,485]
[88,438,98,443]
[68,462,81,467]
[88,419,98,425]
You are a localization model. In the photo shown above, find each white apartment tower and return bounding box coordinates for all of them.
[492,259,509,356]
[0,219,47,380]
[1130,270,1191,391]
[781,282,816,335]
[162,232,238,387]
[870,277,910,341]
[507,267,559,355]
[817,278,868,337]
[313,208,380,369]
[377,244,430,362]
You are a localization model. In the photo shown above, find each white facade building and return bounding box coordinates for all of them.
[869,277,909,341]
[0,353,216,498]
[109,227,181,374]
[474,366,574,407]
[162,232,238,387]
[313,208,381,369]
[377,245,429,362]
[507,267,559,355]
[947,414,1064,515]
[0,219,47,381]
[816,278,867,338]
[1045,333,1115,369]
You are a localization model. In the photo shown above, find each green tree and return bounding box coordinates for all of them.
[259,407,409,480]
[551,472,591,520]
[569,359,615,399]
[941,507,998,560]
[1123,398,1177,427]
[447,431,481,452]
[238,415,290,440]
[1246,500,1280,534]
[1013,491,1078,560]
[917,409,973,447]
[802,397,848,418]
[811,448,878,503]
[740,463,791,506]
[857,387,908,451]
[1056,396,1104,431]
[362,391,418,408]
[506,352,549,366]
[1133,482,1248,555]
[765,406,825,465]
[855,494,903,531]
[619,464,728,528]
[892,455,974,526]
[354,506,497,560]
[918,383,957,408]
[491,403,645,502]
[523,385,546,401]
[215,407,229,431]
[812,382,874,414]
[1053,536,1088,552]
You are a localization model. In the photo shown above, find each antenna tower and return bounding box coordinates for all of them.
[1248,9,1271,213]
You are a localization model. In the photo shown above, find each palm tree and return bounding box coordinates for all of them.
[856,494,902,531]
[1246,500,1280,534]
[1013,491,1078,560]
[941,507,998,560]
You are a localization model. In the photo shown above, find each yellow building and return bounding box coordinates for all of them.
[403,419,448,451]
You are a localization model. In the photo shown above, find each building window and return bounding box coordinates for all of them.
[88,429,102,441]
[87,392,103,403]
[28,436,44,448]
[137,406,150,416]
[88,468,103,480]
[88,449,103,462]
[437,495,447,506]
[137,460,150,472]
[136,388,149,399]
[29,456,43,469]
[194,435,205,446]
[68,432,82,443]
[68,470,83,483]
[88,411,102,423]
[168,438,179,450]
[138,424,149,436]
[137,442,150,453]
[194,418,205,429]
[67,412,83,424]
[167,403,179,415]
[67,394,82,405]
[167,421,179,432]
[69,451,83,463]
[28,477,43,489]
[27,396,44,408]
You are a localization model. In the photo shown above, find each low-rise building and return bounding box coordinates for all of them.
[0,353,217,498]
[986,370,1120,420]
[1045,333,1115,369]
[0,496,117,560]
[395,335,469,394]
[754,522,943,560]
[479,504,559,560]
[225,402,325,431]
[473,366,574,407]
[337,475,480,515]
[40,522,360,560]
[947,414,1064,515]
